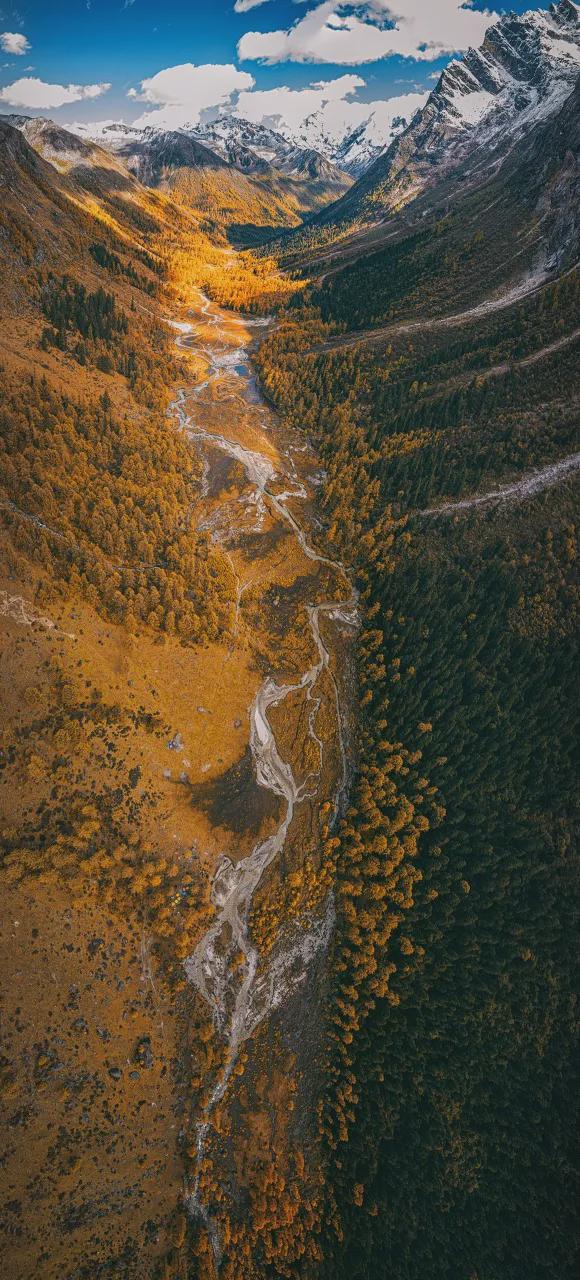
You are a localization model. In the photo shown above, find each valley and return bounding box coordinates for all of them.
[171,293,358,1267]
[0,265,357,1279]
[0,3,578,1277]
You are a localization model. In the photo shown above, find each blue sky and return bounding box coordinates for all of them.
[0,1,551,132]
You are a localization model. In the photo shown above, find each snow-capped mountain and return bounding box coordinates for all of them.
[193,115,351,185]
[429,0,580,140]
[320,0,580,226]
[71,112,352,196]
[67,0,580,205]
[327,96,427,177]
[193,116,295,170]
[219,97,427,177]
[72,119,148,151]
[70,100,425,182]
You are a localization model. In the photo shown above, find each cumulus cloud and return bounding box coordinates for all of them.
[235,73,427,149]
[0,31,30,55]
[238,0,498,65]
[233,0,272,12]
[130,61,255,128]
[0,76,111,109]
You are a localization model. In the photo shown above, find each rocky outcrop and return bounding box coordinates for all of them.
[318,0,580,227]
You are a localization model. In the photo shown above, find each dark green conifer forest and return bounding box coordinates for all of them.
[256,231,579,1278]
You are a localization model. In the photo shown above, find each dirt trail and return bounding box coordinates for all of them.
[418,450,580,517]
[415,327,580,400]
[0,588,75,638]
[307,267,571,354]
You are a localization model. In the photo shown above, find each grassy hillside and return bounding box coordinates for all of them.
[149,160,351,247]
[0,119,239,1279]
[0,113,322,1280]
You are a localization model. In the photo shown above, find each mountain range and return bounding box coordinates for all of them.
[4,1,572,256]
[72,97,427,181]
[325,0,580,229]
[0,4,577,274]
[1,111,353,245]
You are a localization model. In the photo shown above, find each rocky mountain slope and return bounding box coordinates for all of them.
[117,128,228,185]
[70,114,352,238]
[305,75,580,328]
[311,0,580,233]
[190,116,352,223]
[0,112,141,194]
[3,112,350,242]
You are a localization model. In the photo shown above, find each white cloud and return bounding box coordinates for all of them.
[130,62,255,128]
[0,31,30,55]
[238,0,498,65]
[82,83,112,100]
[234,0,272,12]
[0,77,111,109]
[235,74,427,150]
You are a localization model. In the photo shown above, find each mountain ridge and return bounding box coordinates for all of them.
[2,112,352,242]
[303,0,580,240]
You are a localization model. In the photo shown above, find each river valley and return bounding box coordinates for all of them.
[170,291,358,1262]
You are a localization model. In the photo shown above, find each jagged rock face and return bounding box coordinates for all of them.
[274,145,349,183]
[323,0,580,224]
[209,140,271,176]
[117,131,228,185]
[194,116,350,184]
[194,116,296,169]
[425,0,580,146]
[333,106,424,177]
[530,74,580,270]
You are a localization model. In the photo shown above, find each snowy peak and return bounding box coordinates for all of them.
[333,97,427,176]
[327,0,580,226]
[193,115,349,184]
[432,0,580,134]
[197,99,426,179]
[195,116,295,169]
